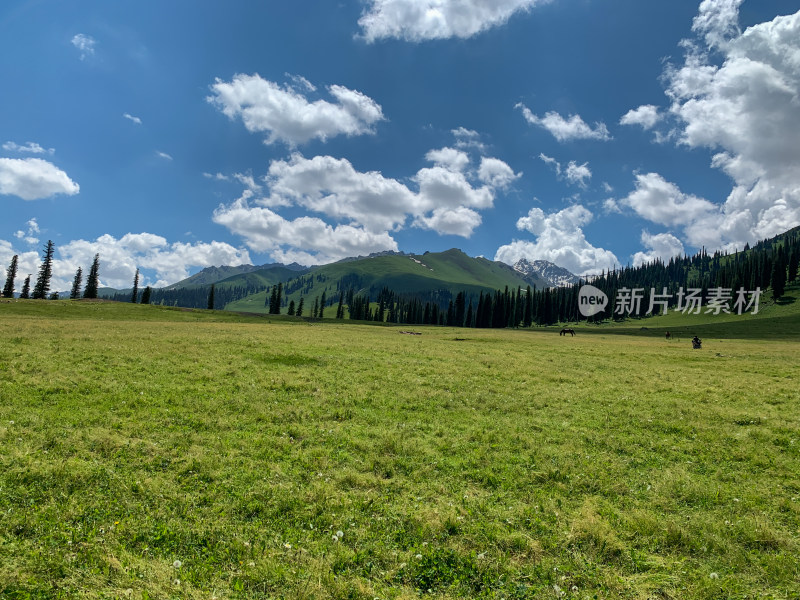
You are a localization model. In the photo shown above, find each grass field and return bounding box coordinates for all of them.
[1,300,799,599]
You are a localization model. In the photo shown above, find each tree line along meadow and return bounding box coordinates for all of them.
[3,228,799,328]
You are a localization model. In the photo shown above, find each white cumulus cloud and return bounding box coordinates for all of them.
[213,142,521,261]
[632,231,685,267]
[495,205,619,276]
[208,74,385,146]
[619,105,662,130]
[358,0,543,42]
[692,0,743,49]
[213,200,398,265]
[0,158,80,200]
[1,234,251,292]
[517,104,611,142]
[478,157,521,189]
[621,172,718,229]
[656,2,800,249]
[56,234,252,289]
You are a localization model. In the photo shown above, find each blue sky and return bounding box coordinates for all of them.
[1,0,799,290]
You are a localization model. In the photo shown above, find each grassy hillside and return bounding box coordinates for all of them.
[225,249,546,314]
[165,263,308,290]
[1,300,798,599]
[213,266,306,291]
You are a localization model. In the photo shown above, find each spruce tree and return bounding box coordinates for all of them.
[312,296,319,319]
[788,249,799,283]
[20,275,31,299]
[287,299,296,316]
[296,296,304,317]
[83,254,100,299]
[207,284,216,309]
[268,286,279,314]
[140,286,152,305]
[32,240,55,299]
[771,255,786,301]
[336,291,344,319]
[70,267,83,299]
[131,268,140,303]
[49,291,59,300]
[319,291,326,318]
[2,254,18,298]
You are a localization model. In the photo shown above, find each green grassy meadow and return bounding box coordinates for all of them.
[1,300,799,599]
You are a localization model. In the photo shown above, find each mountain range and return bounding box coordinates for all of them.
[95,248,577,311]
[166,251,575,292]
[512,258,581,287]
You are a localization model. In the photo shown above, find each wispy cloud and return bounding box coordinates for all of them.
[71,33,96,60]
[2,141,54,155]
[123,113,142,125]
[13,218,40,246]
[538,153,592,188]
[517,104,611,142]
[156,151,173,161]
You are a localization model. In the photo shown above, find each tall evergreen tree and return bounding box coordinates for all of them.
[287,299,296,316]
[2,254,18,298]
[771,255,786,301]
[336,291,344,318]
[454,291,466,327]
[319,291,326,318]
[140,286,152,305]
[207,284,216,309]
[70,267,83,299]
[20,275,31,299]
[523,285,533,327]
[312,296,319,319]
[268,286,278,313]
[32,240,55,299]
[788,248,799,283]
[131,268,140,303]
[296,296,304,317]
[83,254,100,299]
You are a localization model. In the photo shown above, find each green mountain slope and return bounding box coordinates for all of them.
[212,266,306,291]
[165,263,309,289]
[224,248,548,313]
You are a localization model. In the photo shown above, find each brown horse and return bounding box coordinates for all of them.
[560,328,575,337]
[665,331,672,340]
